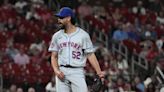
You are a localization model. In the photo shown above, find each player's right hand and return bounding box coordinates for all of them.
[56,70,65,80]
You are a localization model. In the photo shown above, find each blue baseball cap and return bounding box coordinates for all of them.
[55,7,75,18]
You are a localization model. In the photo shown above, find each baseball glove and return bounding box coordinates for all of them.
[90,75,103,92]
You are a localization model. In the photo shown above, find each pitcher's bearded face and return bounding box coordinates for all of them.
[57,22,65,30]
[57,17,66,29]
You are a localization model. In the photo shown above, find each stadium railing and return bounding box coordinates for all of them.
[155,66,164,84]
[78,19,109,49]
[110,40,151,79]
[131,53,149,76]
[111,40,128,60]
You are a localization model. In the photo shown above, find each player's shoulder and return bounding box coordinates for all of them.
[77,27,89,36]
[52,29,63,38]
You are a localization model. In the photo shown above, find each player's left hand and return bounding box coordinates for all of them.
[97,71,105,82]
[97,71,105,78]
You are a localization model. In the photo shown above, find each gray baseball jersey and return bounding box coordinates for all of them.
[48,27,95,67]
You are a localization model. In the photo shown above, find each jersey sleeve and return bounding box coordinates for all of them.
[48,34,58,52]
[82,33,95,53]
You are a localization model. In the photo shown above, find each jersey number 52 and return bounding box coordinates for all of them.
[72,51,81,59]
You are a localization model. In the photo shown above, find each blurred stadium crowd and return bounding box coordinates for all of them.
[0,0,164,92]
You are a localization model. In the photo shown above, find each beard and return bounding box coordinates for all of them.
[56,23,66,30]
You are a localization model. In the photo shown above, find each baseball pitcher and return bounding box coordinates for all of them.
[48,7,104,92]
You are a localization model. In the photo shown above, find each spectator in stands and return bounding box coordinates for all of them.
[108,53,119,80]
[107,78,115,92]
[29,37,45,56]
[146,46,159,74]
[134,76,145,92]
[90,32,100,50]
[132,1,146,15]
[154,45,164,63]
[15,16,23,27]
[141,24,157,41]
[13,25,30,44]
[45,75,56,92]
[13,44,30,66]
[40,44,51,63]
[157,11,164,24]
[112,23,128,41]
[77,1,93,18]
[97,42,109,56]
[112,8,123,21]
[43,19,57,33]
[131,81,139,92]
[94,42,108,61]
[145,82,156,92]
[9,84,17,92]
[126,22,140,42]
[14,0,28,16]
[134,17,142,32]
[114,77,125,92]
[139,40,153,58]
[93,1,106,20]
[156,36,164,51]
[146,45,158,62]
[4,18,17,31]
[16,87,24,92]
[25,6,40,21]
[5,39,19,60]
[101,54,110,72]
[116,54,129,81]
[28,87,35,92]
[35,4,52,24]
[124,82,132,92]
[1,0,14,14]
[139,46,149,58]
